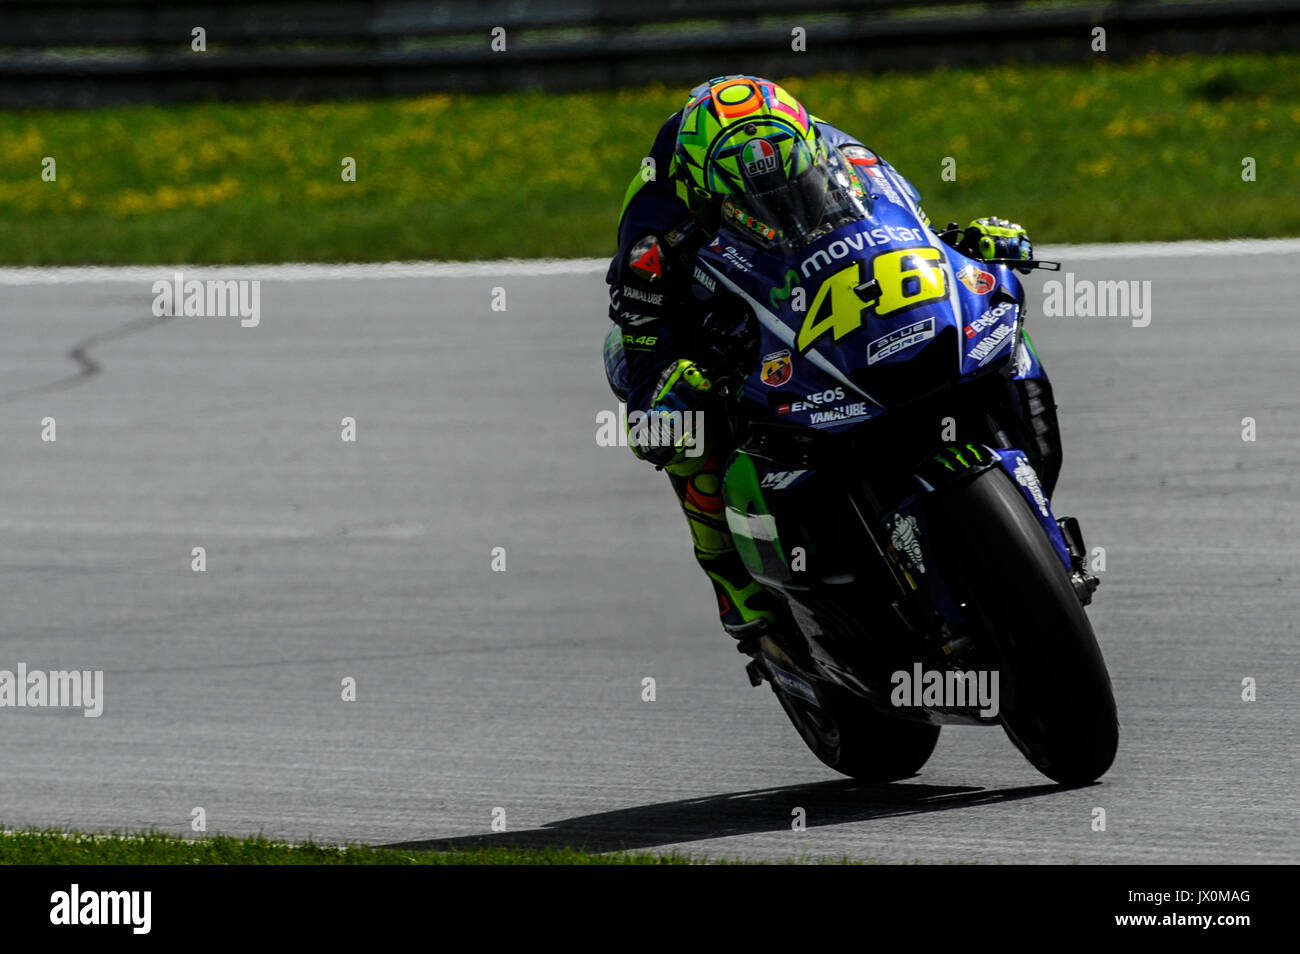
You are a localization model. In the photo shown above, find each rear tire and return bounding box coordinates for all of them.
[930,466,1118,785]
[772,678,940,782]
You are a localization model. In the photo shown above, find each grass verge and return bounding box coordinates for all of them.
[0,828,697,865]
[1,51,1296,265]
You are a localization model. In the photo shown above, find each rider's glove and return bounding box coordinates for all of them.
[631,359,715,474]
[969,217,1033,274]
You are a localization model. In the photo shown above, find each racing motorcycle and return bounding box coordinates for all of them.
[685,154,1118,786]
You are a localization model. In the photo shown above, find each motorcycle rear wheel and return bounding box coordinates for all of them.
[771,677,941,782]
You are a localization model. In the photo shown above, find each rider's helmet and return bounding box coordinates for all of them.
[672,75,865,249]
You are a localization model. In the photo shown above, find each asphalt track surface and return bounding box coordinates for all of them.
[0,242,1297,863]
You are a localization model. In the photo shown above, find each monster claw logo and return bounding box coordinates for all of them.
[768,268,800,309]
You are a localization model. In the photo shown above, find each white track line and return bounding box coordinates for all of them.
[0,238,1296,286]
[0,258,612,285]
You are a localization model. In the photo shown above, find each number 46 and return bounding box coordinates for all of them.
[795,246,948,353]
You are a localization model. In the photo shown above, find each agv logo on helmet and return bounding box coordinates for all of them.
[742,139,780,177]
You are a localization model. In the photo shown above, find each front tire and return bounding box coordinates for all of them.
[931,466,1118,785]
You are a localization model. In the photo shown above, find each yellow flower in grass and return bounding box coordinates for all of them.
[1077,155,1116,177]
[397,94,454,114]
[304,180,375,201]
[110,190,151,216]
[2,125,46,164]
[1103,117,1152,139]
[0,179,45,207]
[109,177,240,216]
[218,135,254,161]
[152,185,184,211]
[197,140,225,166]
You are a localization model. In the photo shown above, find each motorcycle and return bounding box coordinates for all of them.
[682,157,1118,786]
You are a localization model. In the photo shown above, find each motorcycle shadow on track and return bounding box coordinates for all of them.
[384,779,1072,855]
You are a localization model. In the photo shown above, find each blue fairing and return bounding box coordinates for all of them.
[882,447,1074,620]
[692,187,1025,433]
[692,174,1074,577]
[995,450,1073,569]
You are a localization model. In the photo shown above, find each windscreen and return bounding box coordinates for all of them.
[725,146,873,253]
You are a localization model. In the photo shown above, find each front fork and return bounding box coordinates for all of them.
[1057,515,1100,606]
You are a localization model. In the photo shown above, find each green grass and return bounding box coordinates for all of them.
[0,829,697,865]
[0,828,914,864]
[2,51,1297,265]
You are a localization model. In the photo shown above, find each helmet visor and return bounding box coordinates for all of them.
[736,144,871,250]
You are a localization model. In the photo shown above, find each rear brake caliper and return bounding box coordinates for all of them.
[1057,515,1100,605]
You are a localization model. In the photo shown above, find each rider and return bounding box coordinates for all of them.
[603,74,1046,651]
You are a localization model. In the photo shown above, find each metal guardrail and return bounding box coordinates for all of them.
[1,0,1297,107]
[2,0,1012,46]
